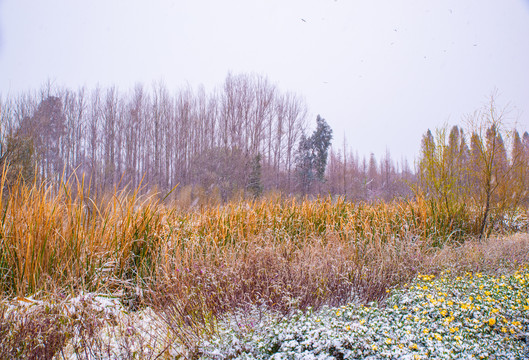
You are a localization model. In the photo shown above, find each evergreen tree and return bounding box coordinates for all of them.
[247,153,263,198]
[295,115,333,194]
[312,115,333,182]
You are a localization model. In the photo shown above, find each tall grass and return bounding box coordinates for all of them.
[0,167,510,299]
[1,168,529,357]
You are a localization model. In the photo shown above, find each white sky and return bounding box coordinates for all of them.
[1,0,528,162]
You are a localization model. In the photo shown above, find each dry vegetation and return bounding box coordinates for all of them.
[0,166,528,358]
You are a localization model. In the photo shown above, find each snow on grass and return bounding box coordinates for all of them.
[1,292,185,360]
[2,267,529,358]
[198,269,529,359]
[57,293,181,360]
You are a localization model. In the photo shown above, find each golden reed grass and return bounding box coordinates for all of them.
[2,167,529,357]
[0,166,506,297]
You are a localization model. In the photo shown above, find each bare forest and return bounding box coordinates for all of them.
[1,73,415,202]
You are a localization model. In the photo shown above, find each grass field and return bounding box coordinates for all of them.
[1,175,528,359]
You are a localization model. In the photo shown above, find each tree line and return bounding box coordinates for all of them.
[4,76,524,211]
[0,73,416,201]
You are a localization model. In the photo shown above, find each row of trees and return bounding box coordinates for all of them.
[0,74,419,201]
[325,147,415,201]
[1,74,311,198]
[417,98,529,237]
[3,77,525,209]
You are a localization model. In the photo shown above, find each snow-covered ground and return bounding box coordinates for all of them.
[2,293,185,359]
[2,269,529,359]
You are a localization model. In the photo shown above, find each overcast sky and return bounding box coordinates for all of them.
[1,0,528,162]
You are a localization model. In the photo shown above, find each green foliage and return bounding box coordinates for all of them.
[295,115,333,194]
[312,115,333,181]
[247,153,263,198]
[198,269,529,359]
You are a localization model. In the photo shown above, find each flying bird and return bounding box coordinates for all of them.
[301,18,307,22]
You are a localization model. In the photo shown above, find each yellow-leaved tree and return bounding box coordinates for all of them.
[417,95,528,239]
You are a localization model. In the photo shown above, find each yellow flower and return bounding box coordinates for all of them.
[449,327,459,333]
[440,309,448,316]
[336,311,341,316]
[345,325,351,331]
[372,344,378,351]
[454,335,462,341]
[359,319,366,325]
[423,328,430,334]
[488,317,496,326]
[409,343,418,350]
[501,327,507,333]
[433,333,442,341]
[491,308,499,313]
[393,305,398,310]
[444,316,455,324]
[385,338,392,345]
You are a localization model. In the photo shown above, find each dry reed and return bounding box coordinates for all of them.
[1,168,528,357]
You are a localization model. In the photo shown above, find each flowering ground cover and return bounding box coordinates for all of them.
[198,269,529,359]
